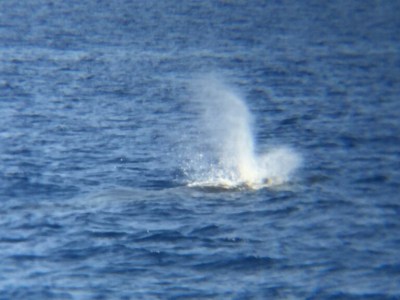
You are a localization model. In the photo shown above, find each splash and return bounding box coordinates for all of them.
[183,76,301,190]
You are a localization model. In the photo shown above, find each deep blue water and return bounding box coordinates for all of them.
[1,1,400,299]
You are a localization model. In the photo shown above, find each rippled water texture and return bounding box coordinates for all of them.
[1,1,399,299]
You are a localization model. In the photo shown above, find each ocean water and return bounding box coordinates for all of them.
[1,0,400,299]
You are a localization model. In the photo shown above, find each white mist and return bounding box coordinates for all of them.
[184,75,301,189]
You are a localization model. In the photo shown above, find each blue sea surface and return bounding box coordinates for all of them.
[1,1,400,299]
